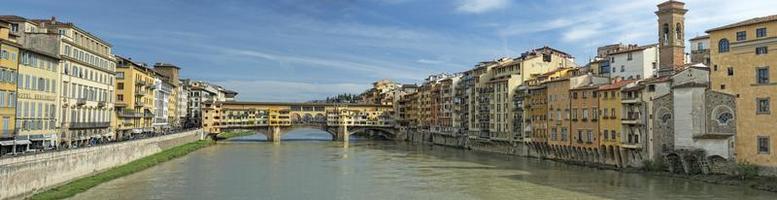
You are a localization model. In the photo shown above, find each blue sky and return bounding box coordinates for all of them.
[3,0,777,102]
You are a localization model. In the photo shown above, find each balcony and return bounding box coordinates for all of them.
[143,110,154,118]
[621,98,641,104]
[76,98,87,106]
[115,102,128,107]
[135,90,145,96]
[135,101,144,107]
[118,110,142,118]
[621,112,641,124]
[69,122,110,129]
[98,101,106,108]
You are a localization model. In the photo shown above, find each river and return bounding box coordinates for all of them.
[70,129,777,200]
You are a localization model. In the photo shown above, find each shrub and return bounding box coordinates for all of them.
[643,159,667,172]
[735,162,759,180]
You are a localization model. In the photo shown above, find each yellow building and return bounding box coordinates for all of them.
[114,56,156,140]
[708,15,777,171]
[0,19,19,153]
[597,79,634,167]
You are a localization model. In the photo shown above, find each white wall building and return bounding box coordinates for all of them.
[607,44,658,80]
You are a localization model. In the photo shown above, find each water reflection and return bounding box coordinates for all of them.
[70,130,777,200]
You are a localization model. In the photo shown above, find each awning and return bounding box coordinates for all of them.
[0,140,32,146]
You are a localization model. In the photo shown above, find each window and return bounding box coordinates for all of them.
[757,98,770,114]
[620,65,625,72]
[719,39,730,53]
[756,47,768,55]
[757,67,769,84]
[116,72,124,79]
[10,24,18,32]
[727,67,734,76]
[736,31,747,41]
[721,84,726,90]
[758,136,770,154]
[117,83,124,90]
[757,28,767,38]
[717,112,733,125]
[627,52,633,61]
[697,42,704,51]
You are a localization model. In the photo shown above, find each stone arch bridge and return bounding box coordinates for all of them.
[201,101,397,142]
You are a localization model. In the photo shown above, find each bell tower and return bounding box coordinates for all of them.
[655,0,687,76]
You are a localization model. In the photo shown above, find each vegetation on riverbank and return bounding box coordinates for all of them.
[216,130,255,140]
[30,131,250,200]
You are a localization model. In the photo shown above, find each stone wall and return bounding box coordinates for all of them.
[0,129,203,200]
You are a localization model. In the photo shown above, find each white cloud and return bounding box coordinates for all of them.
[214,80,368,102]
[417,59,444,64]
[562,23,603,42]
[456,0,510,14]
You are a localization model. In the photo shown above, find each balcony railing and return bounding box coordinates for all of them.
[69,122,110,129]
[118,111,142,118]
[98,101,106,108]
[135,101,144,107]
[76,98,86,106]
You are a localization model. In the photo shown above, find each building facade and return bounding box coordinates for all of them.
[0,19,20,153]
[708,14,777,173]
[114,56,156,139]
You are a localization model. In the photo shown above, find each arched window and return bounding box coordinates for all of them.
[675,23,683,40]
[663,23,670,44]
[719,39,730,53]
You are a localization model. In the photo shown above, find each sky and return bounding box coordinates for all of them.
[3,0,777,102]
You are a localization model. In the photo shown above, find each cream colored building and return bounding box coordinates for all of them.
[708,14,777,172]
[30,18,116,146]
[16,47,60,148]
[472,47,576,141]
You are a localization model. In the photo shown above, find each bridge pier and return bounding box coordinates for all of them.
[267,126,281,142]
[334,125,348,142]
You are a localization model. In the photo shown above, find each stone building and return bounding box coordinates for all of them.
[707,14,777,174]
[652,65,736,174]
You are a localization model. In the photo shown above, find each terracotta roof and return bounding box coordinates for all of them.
[672,82,708,89]
[0,15,30,22]
[641,75,672,83]
[689,35,709,41]
[597,80,635,91]
[607,44,657,55]
[706,14,777,33]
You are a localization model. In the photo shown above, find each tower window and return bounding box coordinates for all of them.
[676,23,683,40]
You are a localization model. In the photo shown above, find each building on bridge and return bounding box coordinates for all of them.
[201,101,395,142]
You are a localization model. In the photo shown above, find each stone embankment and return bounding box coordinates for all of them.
[0,129,203,200]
